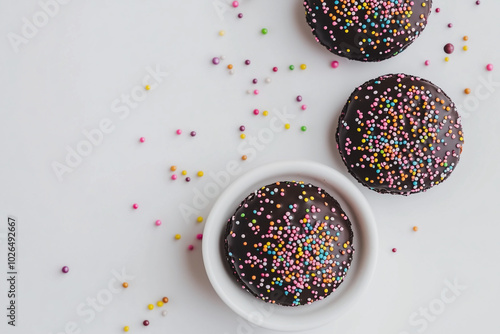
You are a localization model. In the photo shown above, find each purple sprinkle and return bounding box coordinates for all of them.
[238,13,243,18]
[244,59,251,65]
[185,177,191,182]
[252,78,258,84]
[447,23,453,28]
[296,95,303,102]
[190,131,197,137]
[444,43,454,54]
[212,57,220,65]
[62,266,69,273]
[239,125,245,131]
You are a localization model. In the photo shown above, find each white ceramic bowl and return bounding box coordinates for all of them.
[202,161,378,331]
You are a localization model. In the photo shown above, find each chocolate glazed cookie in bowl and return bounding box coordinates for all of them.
[202,161,378,331]
[225,181,355,307]
[303,0,432,61]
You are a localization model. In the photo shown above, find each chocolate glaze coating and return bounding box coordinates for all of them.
[303,0,432,61]
[336,73,464,195]
[225,181,354,306]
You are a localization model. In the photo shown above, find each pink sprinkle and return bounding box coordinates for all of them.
[176,129,182,135]
[331,60,339,68]
[232,1,239,8]
[171,174,177,180]
[253,109,259,115]
[435,8,440,13]
[301,105,307,110]
[487,64,494,71]
[392,248,397,253]
[196,233,203,240]
[253,89,259,95]
[425,60,430,66]
[188,245,194,251]
[139,137,145,143]
[155,220,162,226]
[272,67,278,72]
[132,203,139,209]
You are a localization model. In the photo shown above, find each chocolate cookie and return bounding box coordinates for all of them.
[225,181,354,306]
[336,73,464,195]
[303,0,432,61]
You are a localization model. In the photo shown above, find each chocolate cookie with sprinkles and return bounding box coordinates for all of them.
[336,73,464,195]
[225,181,354,306]
[303,0,432,61]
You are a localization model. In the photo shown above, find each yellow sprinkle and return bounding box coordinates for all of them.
[174,234,181,240]
[124,326,130,332]
[157,301,164,307]
[181,170,187,175]
[197,171,204,177]
[197,216,203,223]
[145,85,151,90]
[148,304,154,310]
[463,45,468,51]
[240,133,246,139]
[444,57,449,62]
[262,110,269,116]
[300,64,307,70]
[284,123,290,129]
[219,30,225,36]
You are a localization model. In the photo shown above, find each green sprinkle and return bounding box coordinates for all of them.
[301,126,307,132]
[261,28,268,35]
[289,65,295,70]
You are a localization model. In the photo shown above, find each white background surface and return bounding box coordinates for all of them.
[1,0,499,333]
